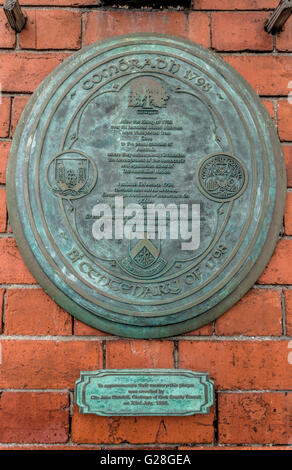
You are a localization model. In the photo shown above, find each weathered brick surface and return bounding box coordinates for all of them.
[284,290,292,336]
[0,238,37,284]
[212,12,273,51]
[72,406,214,444]
[0,97,11,138]
[11,95,31,136]
[179,446,292,450]
[283,146,292,187]
[0,445,102,449]
[278,100,292,141]
[19,9,82,50]
[0,188,7,232]
[0,53,68,93]
[214,289,282,336]
[218,393,292,444]
[106,340,175,369]
[262,99,274,119]
[0,140,11,184]
[222,55,292,96]
[0,340,103,388]
[259,240,292,285]
[0,288,4,334]
[5,289,72,335]
[179,341,292,390]
[74,319,111,336]
[186,323,213,336]
[0,392,69,443]
[194,0,278,8]
[0,10,15,48]
[83,10,210,48]
[284,192,292,235]
[277,16,292,52]
[0,0,95,4]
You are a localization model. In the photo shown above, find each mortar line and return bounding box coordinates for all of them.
[208,10,212,50]
[173,339,178,368]
[81,11,85,49]
[102,340,106,368]
[1,289,6,336]
[1,334,292,340]
[8,95,13,140]
[4,5,277,11]
[68,390,74,444]
[213,390,219,445]
[281,290,287,336]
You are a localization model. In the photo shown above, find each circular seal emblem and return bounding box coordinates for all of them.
[196,153,248,202]
[7,34,286,338]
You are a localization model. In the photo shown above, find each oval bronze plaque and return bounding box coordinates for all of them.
[7,34,286,338]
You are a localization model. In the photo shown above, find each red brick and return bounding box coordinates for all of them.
[102,446,176,450]
[223,55,292,96]
[185,323,213,336]
[0,9,15,48]
[0,140,10,184]
[284,192,292,235]
[0,53,68,93]
[0,288,4,334]
[19,9,81,50]
[284,290,292,336]
[72,406,214,444]
[0,188,7,232]
[0,339,102,389]
[218,393,292,444]
[74,319,110,336]
[0,0,95,4]
[187,12,210,47]
[11,95,30,136]
[278,100,292,141]
[215,289,282,336]
[277,15,292,51]
[83,11,210,48]
[0,96,11,138]
[262,99,274,119]
[106,340,174,369]
[194,0,278,8]
[0,238,37,284]
[0,392,69,443]
[283,145,292,187]
[179,446,292,450]
[212,12,273,51]
[0,445,102,449]
[5,289,72,335]
[179,340,292,390]
[259,240,292,285]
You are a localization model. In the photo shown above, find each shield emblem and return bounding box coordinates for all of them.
[55,155,89,195]
[130,237,159,269]
[119,235,167,278]
[46,150,97,200]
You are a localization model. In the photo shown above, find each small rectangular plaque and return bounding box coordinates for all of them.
[75,369,213,416]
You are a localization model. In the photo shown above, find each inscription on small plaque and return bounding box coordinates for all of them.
[75,369,214,416]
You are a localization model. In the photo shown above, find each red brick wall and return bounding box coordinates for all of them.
[0,0,292,450]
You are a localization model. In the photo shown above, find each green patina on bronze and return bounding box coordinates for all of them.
[7,34,286,338]
[75,369,213,416]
